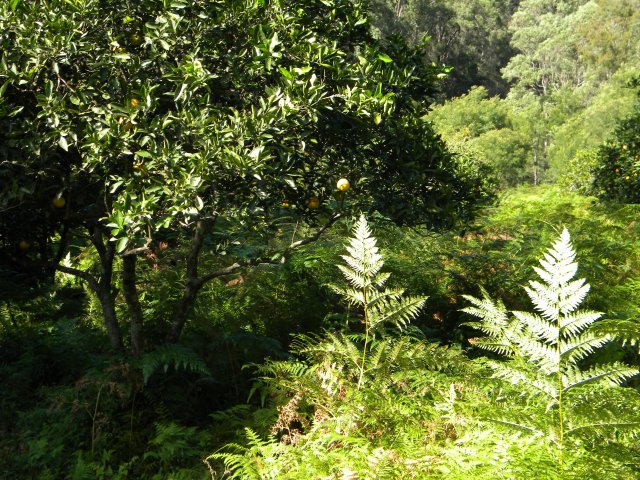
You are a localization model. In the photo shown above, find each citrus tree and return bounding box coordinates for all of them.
[0,0,491,354]
[593,83,640,203]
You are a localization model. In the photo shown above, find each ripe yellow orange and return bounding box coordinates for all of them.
[336,178,350,191]
[130,98,140,108]
[307,196,319,209]
[281,200,290,208]
[52,197,66,208]
[18,240,30,250]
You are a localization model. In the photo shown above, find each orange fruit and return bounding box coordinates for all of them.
[307,196,319,209]
[130,98,140,108]
[129,33,144,46]
[336,178,350,191]
[19,240,30,250]
[117,116,133,130]
[52,197,66,208]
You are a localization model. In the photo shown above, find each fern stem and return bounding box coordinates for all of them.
[557,369,564,467]
[357,287,369,391]
[91,384,103,456]
[557,306,564,469]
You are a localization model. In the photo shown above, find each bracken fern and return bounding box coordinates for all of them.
[463,228,640,468]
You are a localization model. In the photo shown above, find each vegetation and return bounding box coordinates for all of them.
[1,0,490,356]
[1,0,640,479]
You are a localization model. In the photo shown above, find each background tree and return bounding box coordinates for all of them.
[592,82,640,203]
[369,0,517,98]
[430,86,531,187]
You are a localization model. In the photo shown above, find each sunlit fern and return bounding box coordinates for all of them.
[327,215,427,389]
[463,228,640,458]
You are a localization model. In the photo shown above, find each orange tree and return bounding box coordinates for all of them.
[593,81,640,203]
[0,0,492,355]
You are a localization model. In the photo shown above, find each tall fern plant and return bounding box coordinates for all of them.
[463,228,640,464]
[328,215,427,389]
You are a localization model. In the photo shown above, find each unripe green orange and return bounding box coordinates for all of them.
[129,33,144,46]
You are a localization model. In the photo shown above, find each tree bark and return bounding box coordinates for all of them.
[167,217,213,343]
[90,224,124,352]
[122,254,144,357]
[96,287,123,352]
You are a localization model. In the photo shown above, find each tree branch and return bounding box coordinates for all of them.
[284,213,342,256]
[197,213,343,287]
[55,264,99,292]
[121,238,152,257]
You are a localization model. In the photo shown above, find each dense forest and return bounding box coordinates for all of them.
[1,0,640,478]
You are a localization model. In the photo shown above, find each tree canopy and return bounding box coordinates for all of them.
[0,0,491,353]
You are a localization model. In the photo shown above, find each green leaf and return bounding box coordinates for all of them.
[0,80,9,98]
[377,53,393,63]
[58,136,69,151]
[278,67,293,80]
[116,237,129,253]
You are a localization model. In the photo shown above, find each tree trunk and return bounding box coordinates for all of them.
[96,287,124,352]
[168,278,203,343]
[533,147,538,185]
[122,254,144,357]
[90,224,124,353]
[167,217,213,343]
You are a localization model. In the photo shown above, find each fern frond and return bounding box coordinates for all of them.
[486,417,546,437]
[513,335,559,374]
[565,386,640,437]
[560,334,611,364]
[562,363,639,392]
[489,360,557,399]
[297,332,363,375]
[206,428,280,480]
[558,279,590,314]
[368,295,427,332]
[461,227,640,457]
[512,311,557,343]
[462,292,512,340]
[534,228,578,288]
[330,284,365,306]
[471,336,516,356]
[140,343,211,384]
[590,318,640,346]
[366,286,404,306]
[560,311,602,337]
[525,282,560,320]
